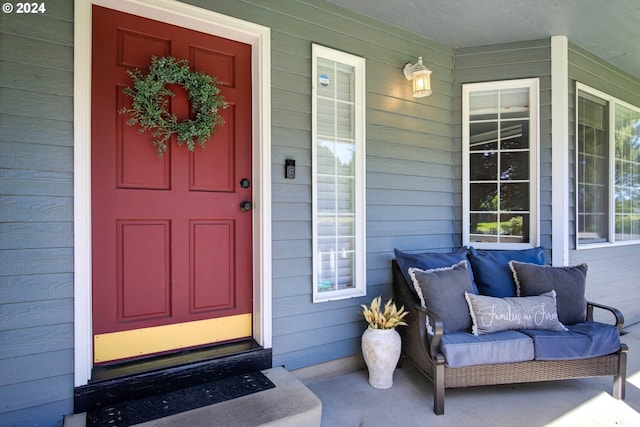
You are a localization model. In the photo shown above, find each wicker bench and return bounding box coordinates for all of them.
[392,260,628,415]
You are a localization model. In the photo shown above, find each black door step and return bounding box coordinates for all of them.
[86,370,275,426]
[74,340,272,414]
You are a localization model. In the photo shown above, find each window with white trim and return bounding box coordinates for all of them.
[312,44,366,302]
[577,84,640,246]
[463,79,540,249]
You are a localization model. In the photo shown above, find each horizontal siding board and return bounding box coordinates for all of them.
[367,172,452,192]
[0,116,73,147]
[0,195,73,222]
[0,400,73,427]
[0,299,73,331]
[0,273,73,304]
[0,374,74,414]
[1,13,73,46]
[273,305,361,336]
[272,276,312,299]
[569,43,640,107]
[367,234,455,253]
[272,240,312,259]
[0,323,73,359]
[273,258,311,279]
[0,87,73,121]
[455,38,550,56]
[366,205,454,221]
[367,157,452,178]
[0,34,72,71]
[272,221,310,241]
[570,246,640,325]
[454,62,550,83]
[0,349,73,387]
[271,183,311,203]
[367,109,452,138]
[273,337,360,371]
[273,322,363,355]
[0,223,72,250]
[0,60,73,96]
[0,248,73,276]
[455,44,550,68]
[272,202,311,222]
[0,169,72,197]
[367,220,454,237]
[367,188,454,207]
[273,283,388,319]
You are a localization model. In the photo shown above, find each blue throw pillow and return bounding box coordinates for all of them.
[394,247,477,293]
[468,246,545,297]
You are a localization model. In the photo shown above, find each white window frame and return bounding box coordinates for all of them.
[576,83,640,248]
[312,44,366,303]
[462,78,540,249]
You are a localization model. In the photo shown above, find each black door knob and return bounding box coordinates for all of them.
[240,201,252,211]
[240,178,250,188]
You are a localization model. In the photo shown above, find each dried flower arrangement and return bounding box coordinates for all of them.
[360,296,408,329]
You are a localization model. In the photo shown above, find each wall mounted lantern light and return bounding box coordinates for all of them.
[402,56,432,97]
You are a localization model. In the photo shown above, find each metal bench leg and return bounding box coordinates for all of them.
[434,362,445,415]
[613,344,628,400]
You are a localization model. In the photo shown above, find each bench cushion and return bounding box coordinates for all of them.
[520,322,621,360]
[441,330,534,368]
[468,247,545,297]
[394,247,477,293]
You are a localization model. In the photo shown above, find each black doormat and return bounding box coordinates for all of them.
[86,371,275,426]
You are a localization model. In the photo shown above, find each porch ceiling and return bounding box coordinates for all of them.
[326,0,640,80]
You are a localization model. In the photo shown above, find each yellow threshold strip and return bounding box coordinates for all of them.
[94,313,252,363]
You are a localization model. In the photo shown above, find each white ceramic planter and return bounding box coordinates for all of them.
[361,326,401,389]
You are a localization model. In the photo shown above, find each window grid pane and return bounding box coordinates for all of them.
[614,104,640,241]
[468,86,531,244]
[577,93,609,244]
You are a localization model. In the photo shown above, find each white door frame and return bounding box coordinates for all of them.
[73,0,272,386]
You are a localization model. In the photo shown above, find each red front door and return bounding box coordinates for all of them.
[91,6,253,364]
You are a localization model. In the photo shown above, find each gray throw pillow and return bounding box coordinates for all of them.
[510,261,588,325]
[465,291,567,336]
[408,261,475,334]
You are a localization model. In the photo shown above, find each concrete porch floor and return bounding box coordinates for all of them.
[299,322,640,427]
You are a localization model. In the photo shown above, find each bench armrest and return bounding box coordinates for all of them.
[587,301,625,332]
[401,295,444,358]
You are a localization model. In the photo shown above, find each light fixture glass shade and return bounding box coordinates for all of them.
[412,68,432,97]
[411,57,432,97]
[403,56,433,98]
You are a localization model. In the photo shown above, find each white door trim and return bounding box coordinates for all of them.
[73,0,272,386]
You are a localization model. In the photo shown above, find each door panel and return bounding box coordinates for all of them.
[91,5,253,363]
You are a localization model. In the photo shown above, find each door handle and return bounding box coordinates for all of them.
[240,201,252,211]
[240,178,250,188]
